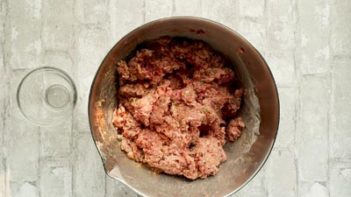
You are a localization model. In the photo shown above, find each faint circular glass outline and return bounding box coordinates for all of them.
[16,66,77,126]
[45,84,71,109]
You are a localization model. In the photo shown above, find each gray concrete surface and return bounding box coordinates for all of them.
[0,0,350,196]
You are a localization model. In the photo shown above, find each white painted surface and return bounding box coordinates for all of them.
[0,0,350,196]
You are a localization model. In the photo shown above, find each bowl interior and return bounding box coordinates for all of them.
[89,17,279,197]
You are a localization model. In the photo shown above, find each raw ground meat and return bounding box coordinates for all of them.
[113,36,245,180]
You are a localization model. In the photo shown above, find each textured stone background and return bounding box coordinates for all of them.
[0,0,351,196]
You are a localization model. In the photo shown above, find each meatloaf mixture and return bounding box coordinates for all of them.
[113,37,245,180]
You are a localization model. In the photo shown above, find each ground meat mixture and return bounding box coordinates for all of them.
[113,37,245,180]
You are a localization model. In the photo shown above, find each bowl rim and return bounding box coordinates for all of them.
[88,16,280,197]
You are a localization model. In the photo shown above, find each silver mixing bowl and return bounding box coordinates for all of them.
[89,17,279,197]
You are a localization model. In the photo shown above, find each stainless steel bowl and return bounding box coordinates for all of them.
[89,16,279,197]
